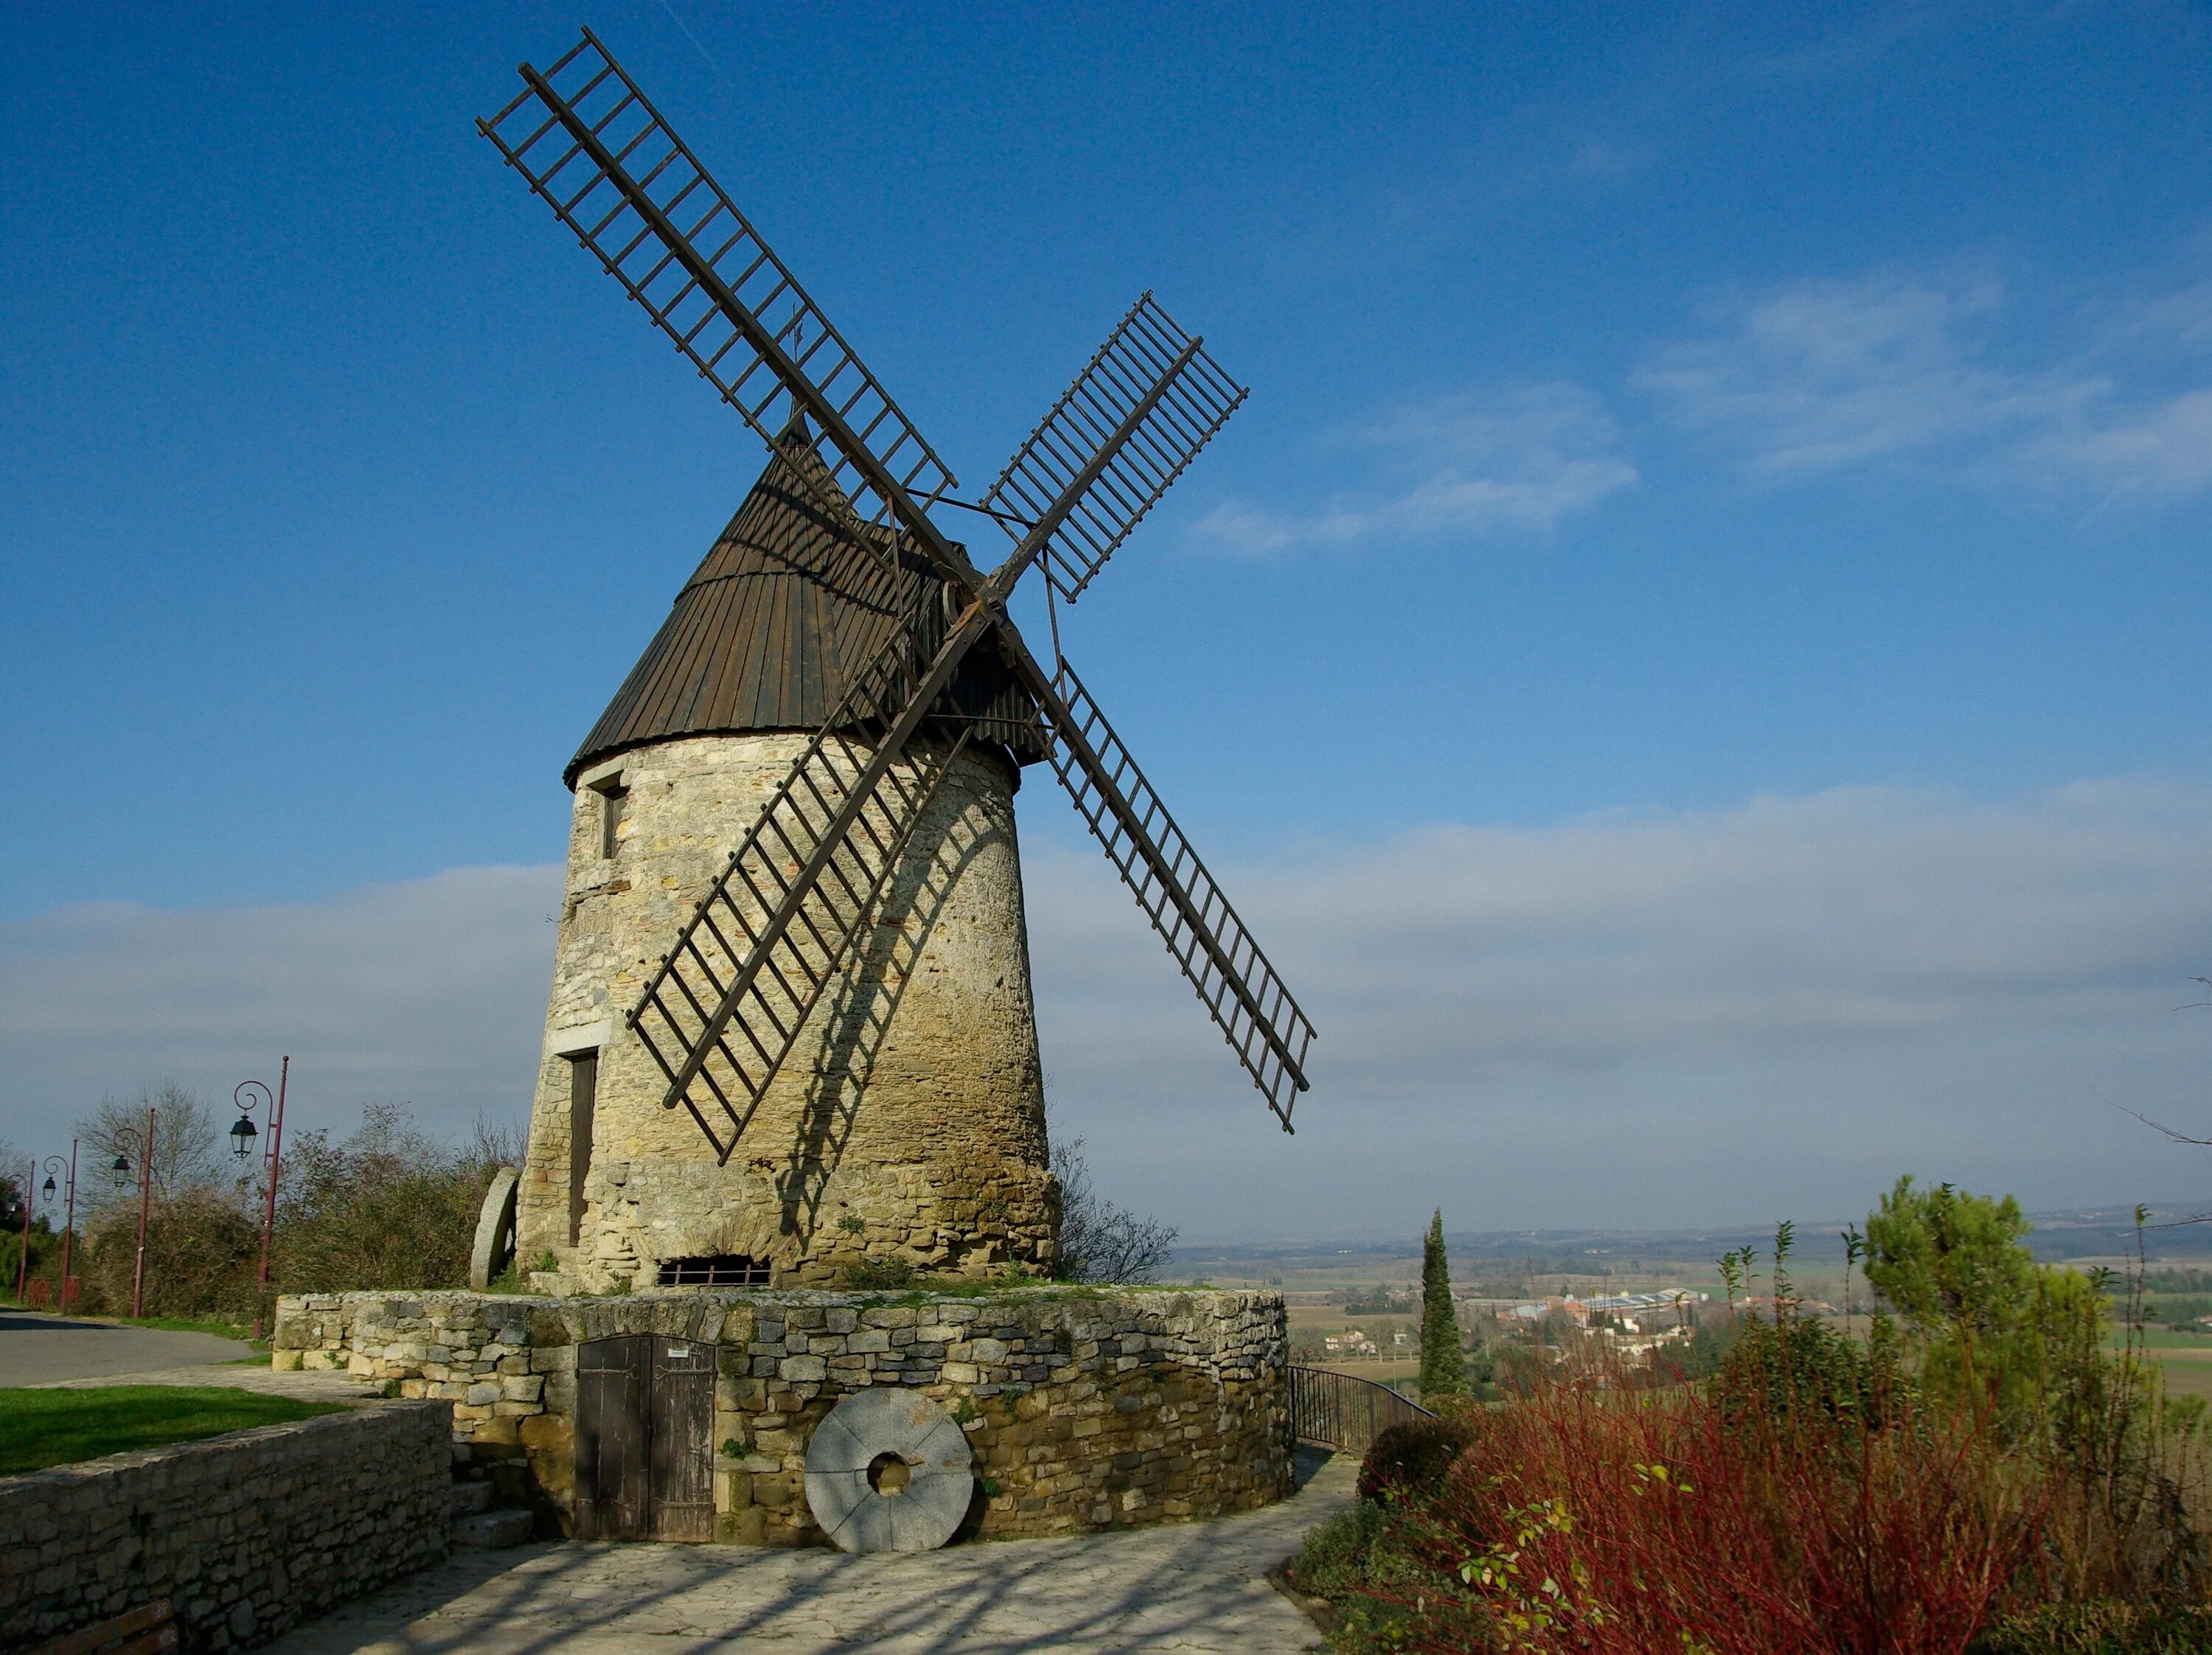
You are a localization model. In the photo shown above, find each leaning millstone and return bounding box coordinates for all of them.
[803,1388,972,1553]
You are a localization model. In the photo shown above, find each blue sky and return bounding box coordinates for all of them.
[5,4,2211,1238]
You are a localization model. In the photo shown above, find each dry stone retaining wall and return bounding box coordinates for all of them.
[0,1400,449,1654]
[274,1286,1289,1544]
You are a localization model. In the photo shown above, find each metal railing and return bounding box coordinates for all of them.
[1288,1365,1434,1453]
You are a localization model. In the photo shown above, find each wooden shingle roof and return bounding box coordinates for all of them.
[566,431,1046,787]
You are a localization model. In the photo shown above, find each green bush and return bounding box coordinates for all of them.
[1288,1497,1502,1654]
[272,1105,512,1295]
[1972,1600,2212,1654]
[1717,1300,1900,1436]
[1357,1415,1478,1504]
[81,1188,260,1318]
[843,1258,916,1289]
[1289,1497,1391,1598]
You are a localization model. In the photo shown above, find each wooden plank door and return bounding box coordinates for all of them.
[574,1335,650,1539]
[649,1338,716,1541]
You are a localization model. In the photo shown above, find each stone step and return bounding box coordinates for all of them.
[449,1481,495,1516]
[452,1509,535,1548]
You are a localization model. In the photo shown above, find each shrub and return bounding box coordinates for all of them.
[1290,1496,1503,1654]
[1293,1194,2212,1651]
[1714,1296,1901,1437]
[1051,1137,1175,1284]
[1863,1181,2208,1604]
[1290,1496,1392,1598]
[1361,1359,2039,1653]
[1972,1600,2212,1654]
[843,1258,916,1289]
[80,1187,259,1317]
[271,1106,514,1295]
[1358,1414,1481,1504]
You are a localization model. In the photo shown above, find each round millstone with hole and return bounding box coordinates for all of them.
[803,1387,975,1553]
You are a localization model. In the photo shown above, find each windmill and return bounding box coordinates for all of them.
[483,30,1315,1289]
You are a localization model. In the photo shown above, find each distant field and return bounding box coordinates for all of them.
[2148,1348,2212,1404]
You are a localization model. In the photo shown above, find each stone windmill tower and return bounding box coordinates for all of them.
[488,31,1316,1292]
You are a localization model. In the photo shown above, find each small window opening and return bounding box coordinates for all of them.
[594,781,628,859]
[566,1049,597,1247]
[657,1254,771,1287]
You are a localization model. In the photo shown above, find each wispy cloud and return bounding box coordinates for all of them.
[1638,271,2212,499]
[0,867,560,1143]
[1024,776,2212,1234]
[2031,389,2212,498]
[1637,274,2097,476]
[7,779,2208,1238]
[1197,382,1637,554]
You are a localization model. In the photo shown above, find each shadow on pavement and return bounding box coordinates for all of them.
[271,1452,1353,1655]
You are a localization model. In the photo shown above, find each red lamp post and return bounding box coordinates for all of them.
[230,1057,290,1339]
[32,1154,72,1310]
[112,1104,156,1319]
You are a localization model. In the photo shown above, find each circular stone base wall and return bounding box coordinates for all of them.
[273,1286,1290,1544]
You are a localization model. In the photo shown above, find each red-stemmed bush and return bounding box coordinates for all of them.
[1326,1334,2049,1653]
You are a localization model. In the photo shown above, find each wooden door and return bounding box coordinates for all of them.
[574,1334,715,1541]
[574,1335,649,1539]
[648,1338,715,1541]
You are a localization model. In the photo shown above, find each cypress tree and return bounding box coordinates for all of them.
[1419,1208,1464,1401]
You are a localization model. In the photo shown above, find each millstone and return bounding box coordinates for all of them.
[803,1387,973,1553]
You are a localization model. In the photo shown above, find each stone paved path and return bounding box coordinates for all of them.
[267,1450,1354,1655]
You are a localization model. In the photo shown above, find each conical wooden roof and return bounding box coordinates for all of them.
[567,431,1046,787]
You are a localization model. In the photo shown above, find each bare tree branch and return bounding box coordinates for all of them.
[1051,1137,1177,1285]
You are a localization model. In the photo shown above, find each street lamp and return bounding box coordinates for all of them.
[21,1152,75,1311]
[233,1061,290,1339]
[52,1144,78,1312]
[111,1105,156,1318]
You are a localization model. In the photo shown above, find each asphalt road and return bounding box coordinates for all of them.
[0,1310,251,1386]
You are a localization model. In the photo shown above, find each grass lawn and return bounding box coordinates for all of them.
[0,1387,343,1475]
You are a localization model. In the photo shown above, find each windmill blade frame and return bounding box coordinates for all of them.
[485,30,1316,1140]
[1018,649,1315,1128]
[480,28,962,571]
[982,293,1248,604]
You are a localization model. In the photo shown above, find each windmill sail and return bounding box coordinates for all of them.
[982,294,1247,604]
[1028,656,1315,1127]
[480,29,959,556]
[487,32,1317,1146]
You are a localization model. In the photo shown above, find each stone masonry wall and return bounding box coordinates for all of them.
[0,1400,450,1654]
[516,733,1056,1289]
[274,1287,1288,1544]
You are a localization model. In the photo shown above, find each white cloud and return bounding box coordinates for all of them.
[1023,778,2212,1236]
[0,866,560,1148]
[2031,389,2212,499]
[1636,274,2096,475]
[1197,382,1636,554]
[6,781,2210,1243]
[1638,272,2212,499]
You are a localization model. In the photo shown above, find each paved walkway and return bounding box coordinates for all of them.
[268,1451,1354,1655]
[0,1310,251,1385]
[31,1361,372,1402]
